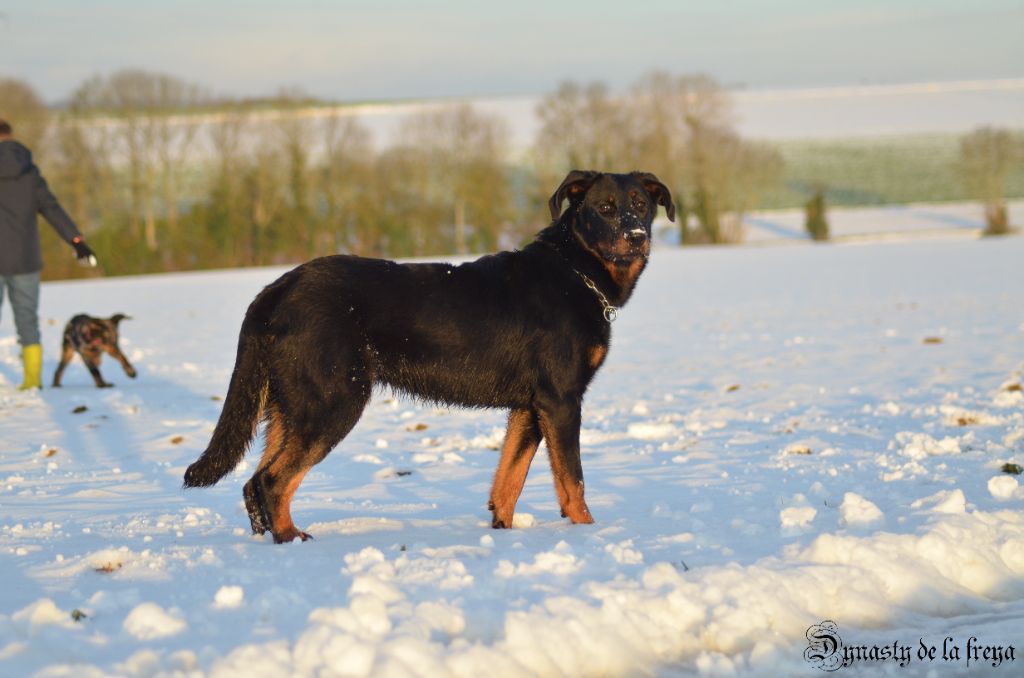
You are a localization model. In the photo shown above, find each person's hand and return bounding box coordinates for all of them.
[72,237,98,267]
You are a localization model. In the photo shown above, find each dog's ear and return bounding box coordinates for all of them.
[631,172,676,222]
[110,313,131,325]
[548,170,601,221]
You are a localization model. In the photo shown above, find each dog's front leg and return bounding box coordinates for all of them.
[107,346,137,379]
[84,356,112,388]
[537,401,594,524]
[489,409,542,528]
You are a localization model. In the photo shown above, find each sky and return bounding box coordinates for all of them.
[2,0,1023,104]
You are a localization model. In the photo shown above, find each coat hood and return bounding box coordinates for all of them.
[0,140,33,181]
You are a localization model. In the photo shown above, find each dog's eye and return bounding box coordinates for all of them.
[633,200,647,211]
[598,203,615,215]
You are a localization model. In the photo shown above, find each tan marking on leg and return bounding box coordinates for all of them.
[588,344,607,370]
[263,433,320,543]
[537,411,594,524]
[256,410,286,472]
[489,409,540,528]
[269,465,311,543]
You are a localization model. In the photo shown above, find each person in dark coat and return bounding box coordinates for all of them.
[0,119,98,390]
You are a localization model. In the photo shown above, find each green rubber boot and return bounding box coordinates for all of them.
[19,344,43,390]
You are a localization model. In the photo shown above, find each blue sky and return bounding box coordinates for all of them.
[2,0,1022,103]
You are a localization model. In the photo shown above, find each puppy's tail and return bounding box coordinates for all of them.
[183,328,268,488]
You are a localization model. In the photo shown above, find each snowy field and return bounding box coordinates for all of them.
[334,78,1024,149]
[98,78,1024,164]
[1,227,1023,676]
[740,199,1024,245]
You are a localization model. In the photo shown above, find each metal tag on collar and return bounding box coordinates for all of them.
[576,270,618,323]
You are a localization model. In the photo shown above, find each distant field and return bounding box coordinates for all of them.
[761,131,1024,209]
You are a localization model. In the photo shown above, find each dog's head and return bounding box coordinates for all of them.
[548,170,675,264]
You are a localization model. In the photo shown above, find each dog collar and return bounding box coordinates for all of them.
[574,270,617,323]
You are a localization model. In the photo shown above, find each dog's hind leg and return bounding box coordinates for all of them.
[537,401,594,525]
[243,408,286,535]
[247,385,369,543]
[51,343,75,387]
[245,420,312,543]
[245,407,313,541]
[488,409,541,528]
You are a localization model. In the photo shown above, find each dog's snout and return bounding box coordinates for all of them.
[624,228,647,245]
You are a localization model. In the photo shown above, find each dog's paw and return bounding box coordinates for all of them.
[272,527,314,544]
[98,382,114,389]
[491,511,514,529]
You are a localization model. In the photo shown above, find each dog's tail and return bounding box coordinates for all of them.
[183,315,270,488]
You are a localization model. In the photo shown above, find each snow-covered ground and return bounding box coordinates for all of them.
[741,199,1024,245]
[343,78,1024,149]
[90,78,1024,164]
[1,225,1023,676]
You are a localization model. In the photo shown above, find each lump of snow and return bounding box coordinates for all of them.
[12,599,78,631]
[123,603,187,640]
[994,388,1023,408]
[605,540,644,565]
[343,547,388,576]
[893,432,961,460]
[627,422,676,440]
[213,585,244,609]
[780,506,817,532]
[988,475,1022,501]
[413,600,465,636]
[495,541,581,577]
[117,649,162,676]
[879,401,901,415]
[839,492,884,528]
[656,532,694,545]
[911,489,967,514]
[511,513,535,528]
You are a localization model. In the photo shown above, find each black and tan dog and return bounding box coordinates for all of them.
[52,314,137,388]
[184,170,674,543]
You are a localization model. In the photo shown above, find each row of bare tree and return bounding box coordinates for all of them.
[1,71,1020,278]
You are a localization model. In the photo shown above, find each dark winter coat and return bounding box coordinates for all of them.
[0,139,82,275]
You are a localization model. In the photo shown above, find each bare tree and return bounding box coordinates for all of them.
[957,126,1023,235]
[319,113,374,255]
[397,103,512,254]
[268,90,318,259]
[48,112,117,238]
[535,81,631,176]
[631,72,781,244]
[686,126,783,244]
[0,78,49,150]
[630,71,733,185]
[69,70,208,251]
[204,101,253,264]
[370,146,445,257]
